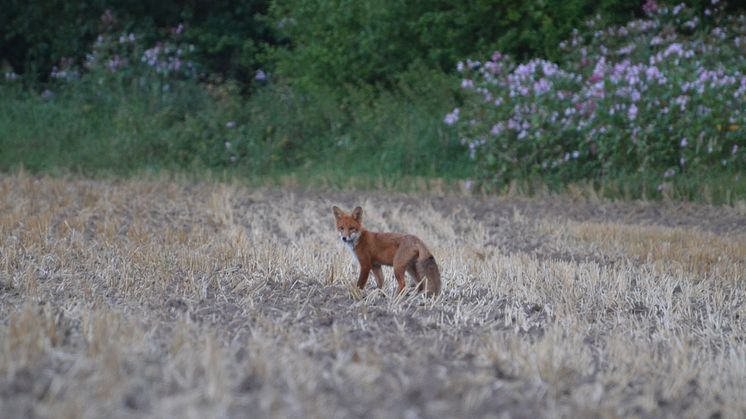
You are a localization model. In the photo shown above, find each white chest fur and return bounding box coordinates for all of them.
[345,241,359,262]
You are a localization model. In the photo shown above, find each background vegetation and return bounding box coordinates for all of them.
[1,0,744,201]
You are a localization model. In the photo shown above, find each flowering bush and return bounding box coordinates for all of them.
[51,10,198,90]
[447,0,745,187]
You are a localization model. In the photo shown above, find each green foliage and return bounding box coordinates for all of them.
[227,66,469,177]
[0,81,208,173]
[1,0,275,84]
[5,0,737,88]
[2,0,101,80]
[178,1,275,82]
[0,65,469,179]
[268,0,645,89]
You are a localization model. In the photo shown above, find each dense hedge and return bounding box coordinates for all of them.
[7,0,731,88]
[269,0,644,88]
[1,0,275,84]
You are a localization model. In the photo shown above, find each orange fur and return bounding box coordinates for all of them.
[332,206,441,296]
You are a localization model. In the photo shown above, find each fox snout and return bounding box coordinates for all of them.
[340,232,358,244]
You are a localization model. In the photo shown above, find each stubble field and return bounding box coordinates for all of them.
[1,173,745,418]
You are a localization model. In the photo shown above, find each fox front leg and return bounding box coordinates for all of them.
[357,265,371,289]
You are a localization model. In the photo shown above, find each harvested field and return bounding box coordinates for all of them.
[1,173,745,418]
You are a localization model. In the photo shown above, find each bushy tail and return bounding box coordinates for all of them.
[416,256,441,297]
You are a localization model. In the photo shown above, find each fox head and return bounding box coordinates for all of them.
[332,206,363,246]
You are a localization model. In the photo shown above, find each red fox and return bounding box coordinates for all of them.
[332,206,441,296]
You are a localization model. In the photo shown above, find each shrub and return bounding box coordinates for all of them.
[75,11,199,88]
[447,0,746,188]
[1,0,274,84]
[268,0,649,90]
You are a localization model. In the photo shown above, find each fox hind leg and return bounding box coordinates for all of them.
[406,262,422,288]
[393,245,418,295]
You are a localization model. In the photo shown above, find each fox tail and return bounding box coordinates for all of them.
[416,255,441,297]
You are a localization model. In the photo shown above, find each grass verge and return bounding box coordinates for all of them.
[1,84,743,204]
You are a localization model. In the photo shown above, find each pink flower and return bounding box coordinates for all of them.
[643,0,658,15]
[674,95,689,111]
[541,61,559,77]
[461,79,475,89]
[483,61,499,74]
[663,43,685,59]
[533,79,552,96]
[444,108,460,125]
[628,104,638,120]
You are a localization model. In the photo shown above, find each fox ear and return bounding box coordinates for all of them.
[332,206,344,220]
[352,206,363,222]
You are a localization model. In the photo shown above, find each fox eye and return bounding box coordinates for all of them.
[338,227,343,231]
[349,228,356,232]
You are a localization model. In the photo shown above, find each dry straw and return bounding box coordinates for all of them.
[1,173,744,418]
